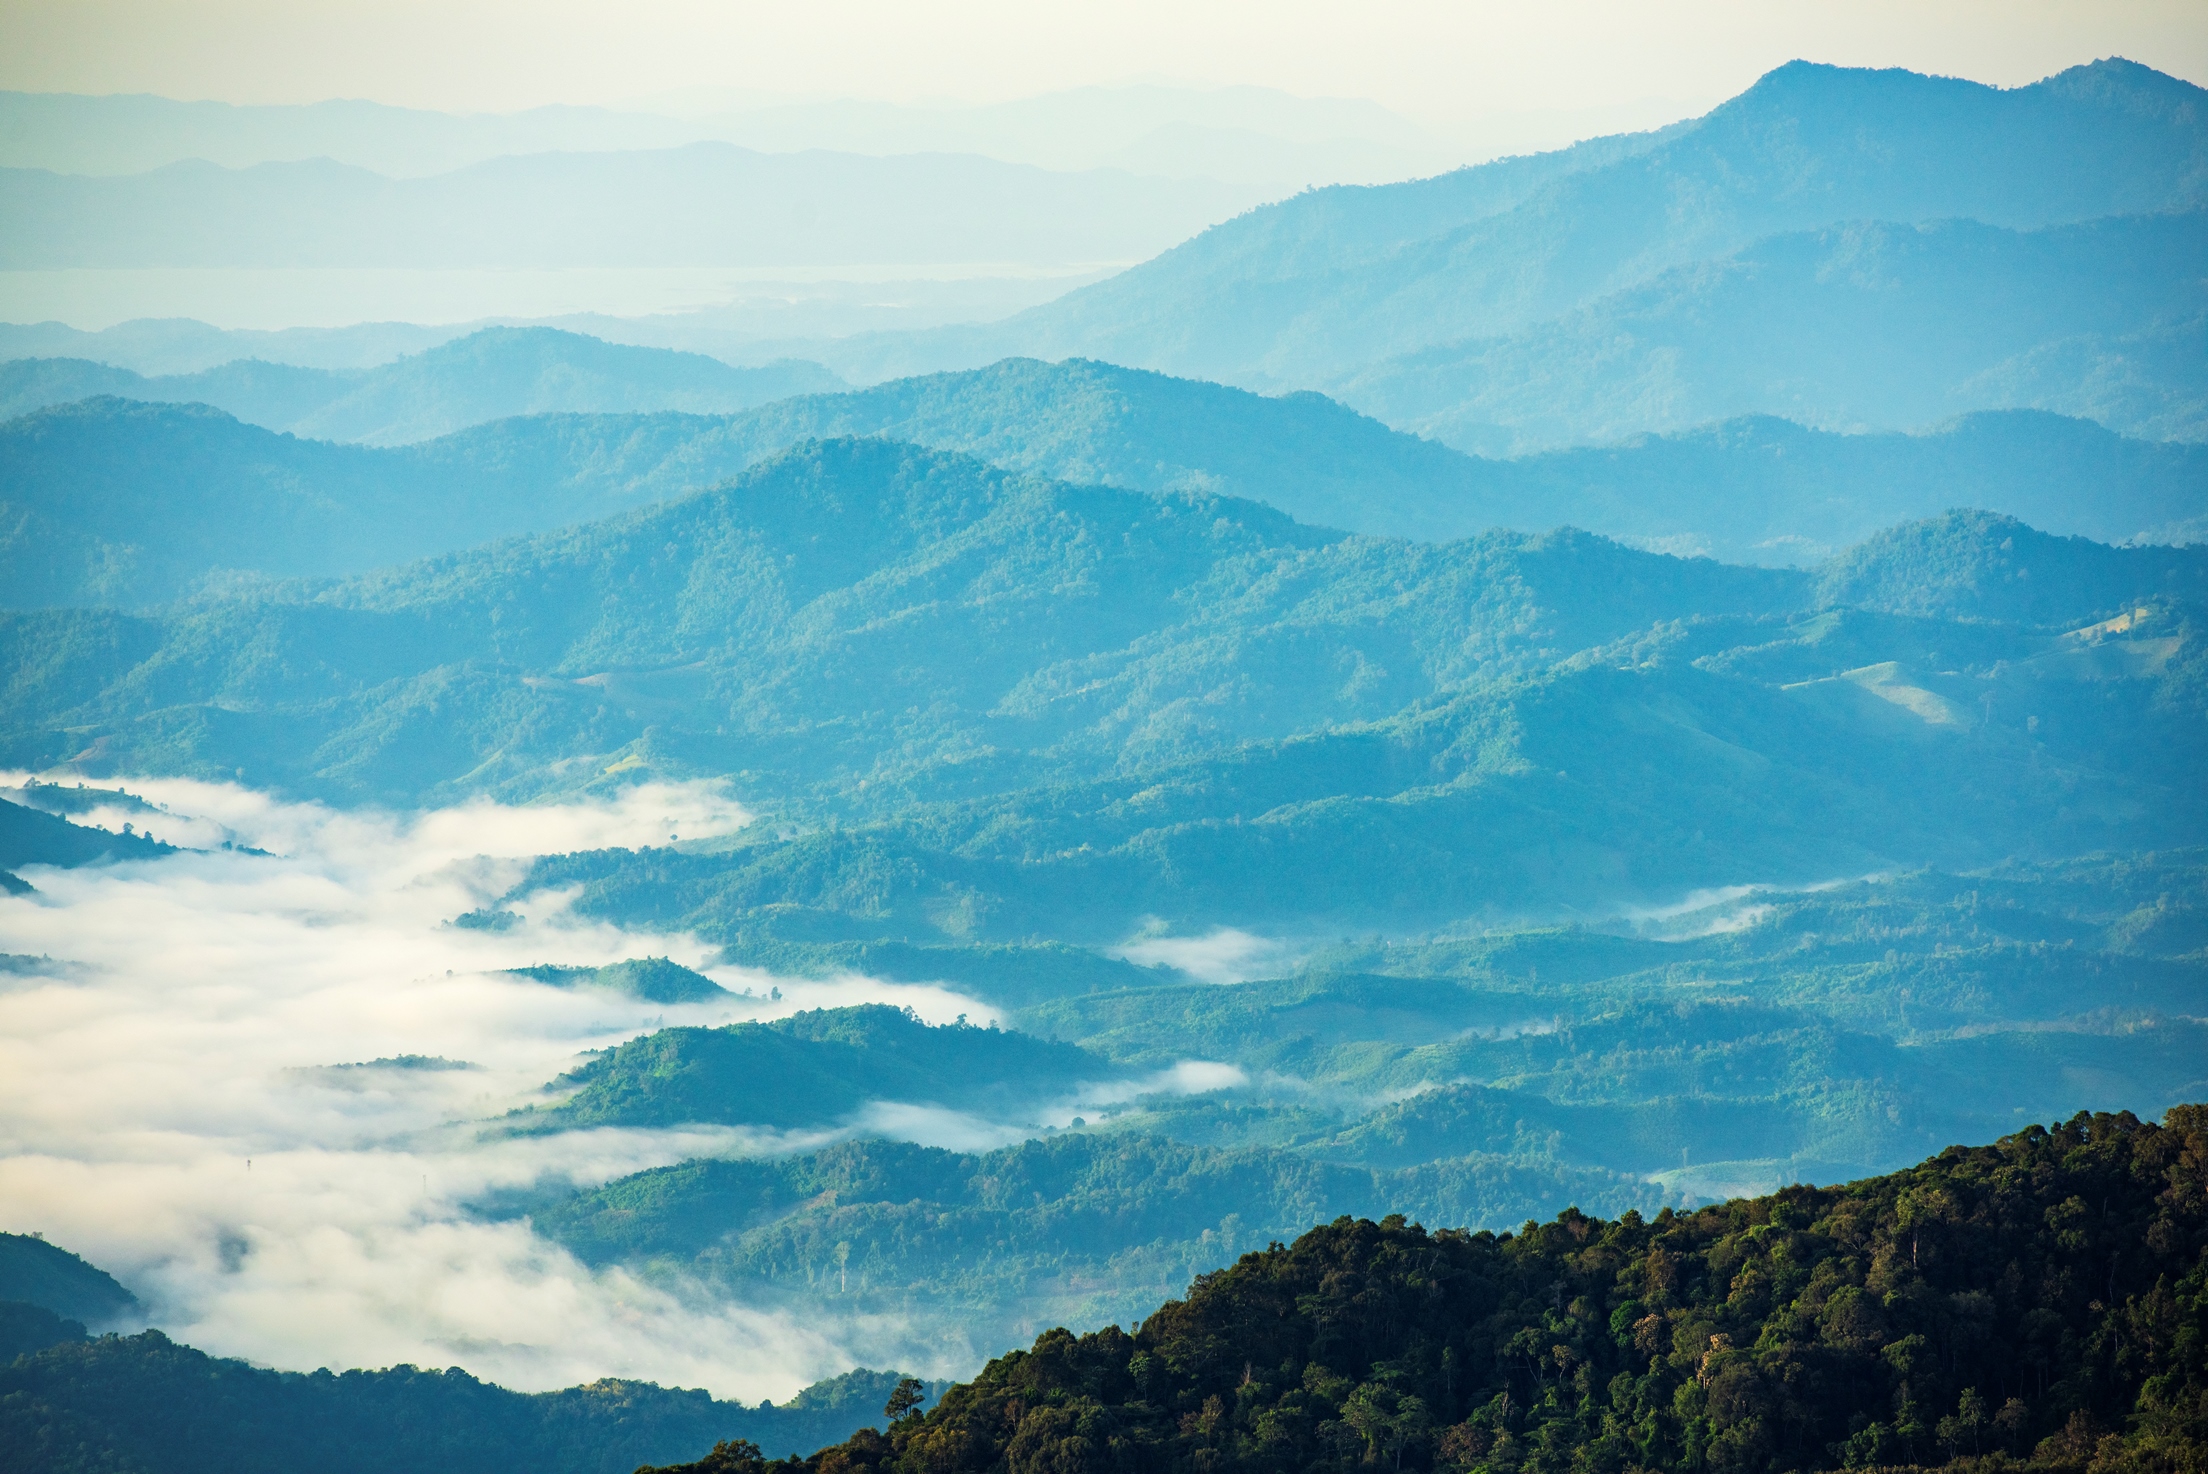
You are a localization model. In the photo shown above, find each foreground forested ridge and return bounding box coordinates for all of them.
[7,1111,2196,1473]
[657,1108,2208,1474]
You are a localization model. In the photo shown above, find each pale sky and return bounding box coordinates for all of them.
[2,0,2203,127]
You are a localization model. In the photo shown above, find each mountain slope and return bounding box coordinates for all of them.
[0,1233,140,1327]
[1338,210,2208,452]
[868,58,2208,390]
[0,326,843,444]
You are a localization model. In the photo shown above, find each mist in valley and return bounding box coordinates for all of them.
[0,778,1007,1393]
[2,5,2205,1471]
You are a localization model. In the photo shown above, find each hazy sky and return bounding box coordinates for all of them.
[4,0,2203,126]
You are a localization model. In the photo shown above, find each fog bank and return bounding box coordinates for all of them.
[0,777,1001,1396]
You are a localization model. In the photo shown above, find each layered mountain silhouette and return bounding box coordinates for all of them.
[5,439,2199,933]
[0,326,842,445]
[815,59,2208,447]
[0,141,1258,269]
[8,357,2201,607]
[1340,210,2208,451]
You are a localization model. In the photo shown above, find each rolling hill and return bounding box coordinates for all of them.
[6,358,2202,610]
[0,1316,928,1471]
[516,1004,1117,1134]
[3,439,2200,936]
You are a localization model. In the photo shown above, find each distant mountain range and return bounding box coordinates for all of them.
[0,84,1460,193]
[1340,210,2208,451]
[7,356,2201,608]
[806,59,2208,448]
[0,327,842,445]
[6,61,2203,454]
[0,142,1263,270]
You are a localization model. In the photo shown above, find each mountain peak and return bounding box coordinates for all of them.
[2036,54,2208,110]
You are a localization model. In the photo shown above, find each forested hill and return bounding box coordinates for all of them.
[8,357,2204,609]
[666,1107,2208,1474]
[7,437,2204,934]
[514,1004,1116,1133]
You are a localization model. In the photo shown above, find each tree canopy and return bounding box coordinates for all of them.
[672,1107,2206,1473]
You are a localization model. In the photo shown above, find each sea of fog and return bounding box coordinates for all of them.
[0,776,1217,1397]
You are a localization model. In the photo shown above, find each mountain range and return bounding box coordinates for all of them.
[809,59,2208,449]
[7,354,2203,610]
[0,142,1260,270]
[4,53,2208,1474]
[0,84,1459,193]
[0,327,842,444]
[7,61,2204,455]
[6,437,2200,930]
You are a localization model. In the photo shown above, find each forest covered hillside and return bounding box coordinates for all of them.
[4,437,2201,932]
[7,1111,2198,1474]
[513,1004,1117,1133]
[658,1109,2208,1474]
[491,853,2207,1357]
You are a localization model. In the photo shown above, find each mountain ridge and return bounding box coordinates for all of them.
[5,438,2199,937]
[7,357,2202,611]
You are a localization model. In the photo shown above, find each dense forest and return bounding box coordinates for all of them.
[654,1108,2206,1474]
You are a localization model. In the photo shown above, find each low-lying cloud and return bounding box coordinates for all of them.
[1109,925,1301,984]
[0,776,1010,1398]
